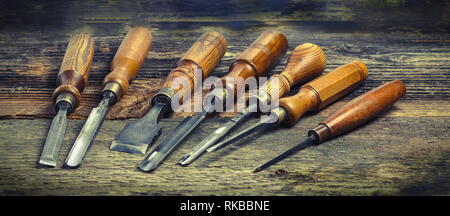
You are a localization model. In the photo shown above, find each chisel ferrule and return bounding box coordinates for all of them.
[55,93,76,114]
[102,82,122,102]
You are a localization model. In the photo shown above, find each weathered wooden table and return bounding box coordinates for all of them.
[0,0,449,195]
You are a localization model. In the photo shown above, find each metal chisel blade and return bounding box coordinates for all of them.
[138,111,207,172]
[65,94,113,167]
[110,103,168,154]
[39,104,70,167]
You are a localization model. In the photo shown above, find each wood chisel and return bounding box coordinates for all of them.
[65,27,152,167]
[138,30,288,172]
[208,61,368,152]
[39,34,95,167]
[110,31,227,155]
[178,43,327,166]
[254,80,406,172]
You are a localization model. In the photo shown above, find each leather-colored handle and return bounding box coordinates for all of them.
[279,61,368,126]
[260,43,326,99]
[220,30,288,95]
[160,31,227,102]
[52,33,95,110]
[310,80,406,143]
[102,27,153,98]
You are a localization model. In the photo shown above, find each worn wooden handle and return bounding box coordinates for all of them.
[220,30,288,95]
[52,33,95,110]
[160,31,227,102]
[260,43,326,99]
[279,61,368,126]
[310,80,406,143]
[102,27,152,98]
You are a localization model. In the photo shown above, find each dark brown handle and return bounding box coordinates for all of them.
[159,31,227,102]
[279,61,368,126]
[310,80,406,143]
[102,27,153,98]
[220,30,288,95]
[260,43,326,99]
[52,33,95,110]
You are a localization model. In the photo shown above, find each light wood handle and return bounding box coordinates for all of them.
[161,31,227,102]
[279,61,368,126]
[102,27,153,98]
[310,80,406,143]
[260,43,326,99]
[52,33,95,110]
[220,30,288,95]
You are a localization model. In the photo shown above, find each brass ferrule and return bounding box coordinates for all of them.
[102,82,122,100]
[270,107,287,125]
[308,123,331,144]
[55,93,76,113]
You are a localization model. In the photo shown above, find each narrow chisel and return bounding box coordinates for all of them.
[178,43,327,166]
[138,30,288,172]
[65,27,152,167]
[208,61,368,151]
[111,31,227,155]
[39,34,95,167]
[254,80,406,172]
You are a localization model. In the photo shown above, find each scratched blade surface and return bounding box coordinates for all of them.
[110,103,167,154]
[138,110,208,172]
[65,96,112,167]
[178,104,257,166]
[38,105,69,167]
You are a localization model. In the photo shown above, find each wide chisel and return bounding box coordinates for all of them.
[39,34,95,167]
[208,61,368,151]
[254,80,406,172]
[110,31,227,155]
[178,43,327,166]
[138,30,288,172]
[65,27,152,167]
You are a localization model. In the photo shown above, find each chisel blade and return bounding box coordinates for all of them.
[38,103,70,167]
[110,102,168,154]
[138,111,207,172]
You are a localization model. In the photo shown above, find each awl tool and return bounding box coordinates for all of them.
[178,43,327,166]
[111,31,227,155]
[209,61,369,151]
[39,34,95,167]
[65,27,152,167]
[254,80,406,172]
[138,30,288,172]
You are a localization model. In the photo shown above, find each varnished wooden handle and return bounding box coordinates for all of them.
[260,43,326,99]
[310,80,406,143]
[52,33,95,109]
[161,31,227,102]
[279,61,368,126]
[102,27,152,98]
[220,30,288,95]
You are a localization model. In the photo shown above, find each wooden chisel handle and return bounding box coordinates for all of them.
[279,61,368,126]
[309,80,406,143]
[260,43,326,99]
[155,31,227,104]
[220,30,288,95]
[52,33,95,111]
[102,27,152,99]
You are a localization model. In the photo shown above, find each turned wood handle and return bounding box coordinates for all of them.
[279,61,368,126]
[260,43,326,99]
[220,30,288,95]
[102,27,152,98]
[310,80,406,143]
[52,33,95,110]
[160,31,227,102]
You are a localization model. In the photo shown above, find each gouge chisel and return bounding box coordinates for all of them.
[208,61,368,151]
[65,27,152,167]
[138,30,288,172]
[178,43,327,166]
[254,80,406,172]
[111,31,227,155]
[39,34,95,167]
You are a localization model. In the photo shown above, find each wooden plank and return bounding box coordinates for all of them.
[0,116,448,196]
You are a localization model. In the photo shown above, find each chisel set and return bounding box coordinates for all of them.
[39,26,406,173]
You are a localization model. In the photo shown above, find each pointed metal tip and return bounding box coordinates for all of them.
[38,159,56,167]
[177,154,193,166]
[110,140,147,154]
[138,160,157,172]
[253,166,263,173]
